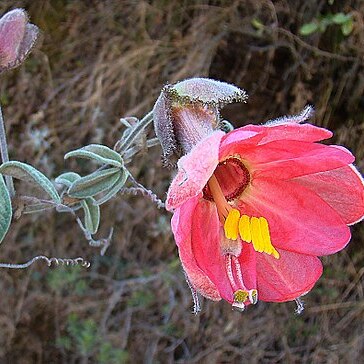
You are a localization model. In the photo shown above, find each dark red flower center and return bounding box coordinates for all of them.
[203,157,250,202]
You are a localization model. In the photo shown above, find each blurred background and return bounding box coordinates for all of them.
[0,0,363,363]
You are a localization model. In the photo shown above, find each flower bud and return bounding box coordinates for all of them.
[153,78,247,166]
[0,8,39,73]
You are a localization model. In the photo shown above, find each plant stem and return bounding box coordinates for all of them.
[0,106,15,197]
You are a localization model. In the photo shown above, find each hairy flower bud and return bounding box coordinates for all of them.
[0,8,39,73]
[153,78,248,166]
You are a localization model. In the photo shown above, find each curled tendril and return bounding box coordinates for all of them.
[0,255,91,269]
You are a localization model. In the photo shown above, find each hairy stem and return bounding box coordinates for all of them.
[0,106,15,197]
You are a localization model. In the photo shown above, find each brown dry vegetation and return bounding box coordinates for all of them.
[0,0,363,363]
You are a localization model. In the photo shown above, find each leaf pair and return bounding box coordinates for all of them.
[0,161,61,244]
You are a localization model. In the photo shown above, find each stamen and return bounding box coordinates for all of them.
[239,214,251,243]
[224,209,240,240]
[251,217,264,253]
[207,174,231,223]
[259,217,280,259]
[239,215,280,259]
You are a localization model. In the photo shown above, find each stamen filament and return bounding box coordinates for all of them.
[207,174,231,223]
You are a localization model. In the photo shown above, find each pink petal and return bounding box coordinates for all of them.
[256,250,323,302]
[166,131,225,211]
[219,128,265,159]
[237,242,257,291]
[241,123,332,144]
[249,140,354,180]
[293,165,364,225]
[239,177,351,256]
[190,199,234,302]
[171,196,221,301]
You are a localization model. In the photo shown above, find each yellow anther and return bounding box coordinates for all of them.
[233,289,249,303]
[224,208,240,240]
[250,217,264,252]
[239,215,251,243]
[244,216,280,259]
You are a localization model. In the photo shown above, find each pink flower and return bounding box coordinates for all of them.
[166,112,364,311]
[0,8,39,73]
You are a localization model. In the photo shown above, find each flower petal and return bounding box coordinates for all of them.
[237,242,257,291]
[239,177,351,256]
[171,196,221,301]
[241,123,332,144]
[166,131,224,210]
[249,140,354,179]
[293,165,364,225]
[256,250,323,302]
[190,199,234,302]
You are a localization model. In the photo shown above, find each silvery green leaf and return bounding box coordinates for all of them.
[67,168,121,199]
[0,175,12,244]
[23,202,55,214]
[81,197,100,234]
[94,168,129,205]
[55,172,81,188]
[0,161,61,203]
[65,144,123,168]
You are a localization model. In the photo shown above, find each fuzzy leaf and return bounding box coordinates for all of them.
[0,161,61,203]
[94,168,129,205]
[81,197,100,234]
[0,175,12,244]
[65,144,123,168]
[67,168,121,199]
[55,172,81,188]
[23,202,55,214]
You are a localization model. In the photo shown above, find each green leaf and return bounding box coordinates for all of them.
[68,168,121,199]
[0,175,12,244]
[299,22,319,35]
[94,169,129,205]
[332,12,351,25]
[341,19,353,36]
[81,197,100,235]
[65,144,123,168]
[23,202,55,214]
[0,161,61,203]
[55,172,81,188]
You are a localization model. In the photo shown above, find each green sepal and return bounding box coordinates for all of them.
[0,175,12,244]
[0,161,61,203]
[81,197,100,234]
[67,168,121,199]
[65,144,123,168]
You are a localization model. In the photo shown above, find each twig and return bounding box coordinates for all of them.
[0,106,15,197]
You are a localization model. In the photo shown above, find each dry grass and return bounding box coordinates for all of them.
[0,0,363,363]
